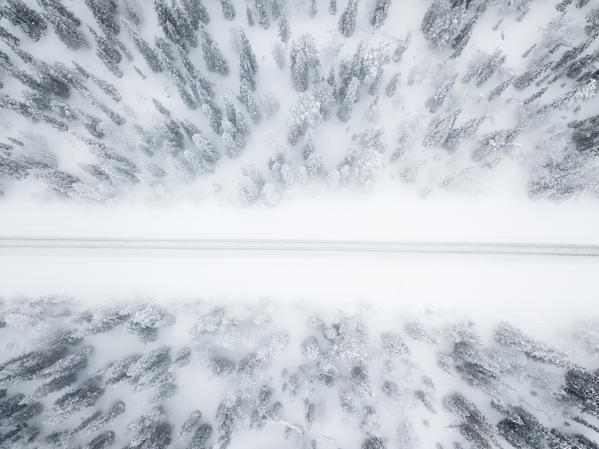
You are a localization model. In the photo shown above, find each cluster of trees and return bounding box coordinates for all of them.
[0,0,598,202]
[2,297,599,448]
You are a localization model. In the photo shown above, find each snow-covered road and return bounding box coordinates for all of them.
[2,238,599,256]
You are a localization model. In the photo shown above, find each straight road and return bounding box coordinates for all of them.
[1,238,599,256]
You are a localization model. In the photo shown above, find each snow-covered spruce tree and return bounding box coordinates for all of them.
[124,21,163,73]
[201,97,224,135]
[371,0,391,28]
[268,143,294,187]
[255,0,270,29]
[89,28,123,77]
[85,0,119,35]
[220,0,236,21]
[221,96,249,158]
[289,34,320,92]
[425,74,456,113]
[239,166,265,204]
[239,79,262,125]
[155,38,196,109]
[239,30,258,91]
[181,0,210,28]
[462,50,505,87]
[420,0,484,52]
[278,16,290,44]
[154,0,196,49]
[337,76,360,122]
[287,84,334,148]
[200,28,229,76]
[37,0,88,50]
[2,0,47,41]
[339,0,359,37]
[192,131,220,167]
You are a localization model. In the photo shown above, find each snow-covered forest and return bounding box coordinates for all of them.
[1,296,599,449]
[0,0,598,203]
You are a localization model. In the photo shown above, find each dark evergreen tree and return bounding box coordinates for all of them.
[37,0,87,50]
[85,0,119,35]
[181,0,210,29]
[2,0,47,41]
[154,0,196,49]
[123,21,163,73]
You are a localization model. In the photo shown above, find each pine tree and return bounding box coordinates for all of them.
[255,0,271,29]
[192,132,220,165]
[221,96,249,158]
[339,0,359,37]
[156,38,197,109]
[289,34,320,92]
[337,77,360,122]
[239,166,265,204]
[181,0,210,29]
[239,79,262,124]
[239,30,258,91]
[124,22,163,73]
[85,0,119,35]
[425,74,456,113]
[154,0,196,49]
[371,0,391,28]
[278,16,290,43]
[37,0,88,50]
[2,0,47,41]
[89,28,123,77]
[220,0,236,20]
[201,29,229,75]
